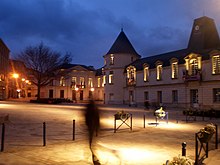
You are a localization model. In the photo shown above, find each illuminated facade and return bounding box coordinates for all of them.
[19,16,220,109]
[0,39,10,100]
[94,16,219,109]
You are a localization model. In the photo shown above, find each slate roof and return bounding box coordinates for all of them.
[128,49,212,71]
[59,63,95,71]
[105,29,140,57]
[188,16,220,51]
[128,16,220,71]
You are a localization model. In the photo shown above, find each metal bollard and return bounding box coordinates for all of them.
[182,142,186,156]
[72,120,75,140]
[1,123,5,152]
[143,115,146,128]
[43,122,46,146]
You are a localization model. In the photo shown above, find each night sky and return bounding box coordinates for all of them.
[1,0,220,68]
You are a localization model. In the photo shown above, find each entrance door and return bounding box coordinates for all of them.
[49,90,53,98]
[129,90,134,104]
[80,90,83,100]
[72,90,76,101]
[190,89,198,105]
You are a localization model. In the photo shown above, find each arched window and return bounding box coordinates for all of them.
[170,58,178,79]
[60,76,65,86]
[143,64,149,82]
[156,61,163,81]
[127,66,136,85]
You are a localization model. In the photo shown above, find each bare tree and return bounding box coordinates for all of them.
[17,42,71,100]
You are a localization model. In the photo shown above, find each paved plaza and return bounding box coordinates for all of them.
[0,101,219,165]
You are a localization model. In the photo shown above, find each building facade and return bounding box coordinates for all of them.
[32,16,220,109]
[0,39,10,100]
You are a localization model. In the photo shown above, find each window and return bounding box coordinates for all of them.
[171,62,178,79]
[156,65,162,80]
[88,78,93,88]
[213,88,220,102]
[60,76,65,86]
[143,66,149,82]
[109,93,114,101]
[190,89,198,104]
[109,71,113,84]
[144,91,149,101]
[80,77,85,88]
[212,55,220,74]
[49,79,54,86]
[172,90,178,103]
[157,91,162,104]
[71,77,77,88]
[60,90,64,98]
[190,59,198,75]
[98,77,101,87]
[110,54,114,65]
[127,66,136,85]
[49,89,53,98]
[102,75,106,87]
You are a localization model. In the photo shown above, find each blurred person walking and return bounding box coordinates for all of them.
[85,100,100,165]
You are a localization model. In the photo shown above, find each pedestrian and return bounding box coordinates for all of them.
[85,100,100,165]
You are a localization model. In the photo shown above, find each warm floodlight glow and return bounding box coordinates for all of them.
[22,78,25,81]
[90,88,95,92]
[25,80,29,83]
[16,89,21,92]
[12,73,19,79]
[75,87,79,91]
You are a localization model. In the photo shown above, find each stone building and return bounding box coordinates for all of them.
[0,39,10,100]
[36,16,220,109]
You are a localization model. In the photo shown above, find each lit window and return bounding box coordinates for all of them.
[60,76,65,86]
[88,78,93,88]
[80,77,85,88]
[127,66,136,85]
[71,77,76,87]
[110,54,114,65]
[109,71,113,84]
[213,88,220,102]
[156,65,162,80]
[190,59,198,75]
[212,55,220,74]
[171,62,178,79]
[102,75,106,87]
[97,77,101,87]
[144,66,149,82]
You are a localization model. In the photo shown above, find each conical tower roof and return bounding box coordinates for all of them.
[106,29,140,57]
[187,16,220,51]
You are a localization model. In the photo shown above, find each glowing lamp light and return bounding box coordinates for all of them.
[12,73,19,79]
[90,88,95,92]
[22,78,25,81]
[25,80,29,83]
[75,87,79,91]
[16,89,21,92]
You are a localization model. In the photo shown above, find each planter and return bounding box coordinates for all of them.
[114,113,129,120]
[198,131,214,143]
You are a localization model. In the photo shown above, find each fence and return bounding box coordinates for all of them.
[0,120,75,152]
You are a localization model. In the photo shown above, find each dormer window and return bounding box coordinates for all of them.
[212,55,220,74]
[156,62,163,81]
[170,58,178,79]
[184,53,201,76]
[127,66,136,85]
[110,54,114,65]
[143,64,149,82]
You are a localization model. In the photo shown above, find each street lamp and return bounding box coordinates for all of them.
[12,73,19,79]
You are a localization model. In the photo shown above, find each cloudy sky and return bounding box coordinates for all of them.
[1,0,220,68]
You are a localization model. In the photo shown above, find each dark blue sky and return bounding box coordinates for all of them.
[1,0,220,68]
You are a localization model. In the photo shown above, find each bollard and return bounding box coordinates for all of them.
[182,142,186,156]
[43,122,46,146]
[1,123,5,152]
[143,115,146,128]
[72,120,75,140]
